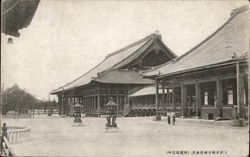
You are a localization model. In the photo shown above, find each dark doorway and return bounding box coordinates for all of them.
[186,84,196,116]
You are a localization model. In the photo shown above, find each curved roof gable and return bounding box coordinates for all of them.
[51,32,176,93]
[143,6,249,77]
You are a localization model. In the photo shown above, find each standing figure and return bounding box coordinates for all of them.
[172,112,176,125]
[167,114,171,125]
[2,123,8,138]
[1,123,8,152]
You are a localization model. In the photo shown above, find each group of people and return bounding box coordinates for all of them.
[167,112,176,125]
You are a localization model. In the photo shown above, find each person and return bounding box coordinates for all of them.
[167,114,171,125]
[1,123,8,152]
[2,123,8,138]
[171,113,176,125]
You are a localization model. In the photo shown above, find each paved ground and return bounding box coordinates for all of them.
[2,116,249,157]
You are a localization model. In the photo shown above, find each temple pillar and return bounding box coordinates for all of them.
[83,97,86,112]
[108,88,111,98]
[155,79,161,120]
[92,96,95,112]
[172,87,175,111]
[116,88,119,112]
[181,84,187,117]
[167,88,170,108]
[58,95,62,115]
[162,84,165,116]
[93,96,95,112]
[237,62,244,118]
[195,81,201,118]
[89,97,91,112]
[127,85,130,105]
[97,89,100,117]
[216,79,223,118]
[61,92,64,116]
[87,97,89,112]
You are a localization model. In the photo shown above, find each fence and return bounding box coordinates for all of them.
[7,126,31,144]
[6,109,59,118]
[1,126,31,156]
[1,136,15,157]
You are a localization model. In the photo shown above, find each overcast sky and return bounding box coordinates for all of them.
[1,0,248,100]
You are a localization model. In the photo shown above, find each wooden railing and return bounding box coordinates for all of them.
[123,104,132,117]
[131,103,182,109]
[132,104,156,109]
[1,136,16,157]
[7,126,31,144]
[1,126,31,156]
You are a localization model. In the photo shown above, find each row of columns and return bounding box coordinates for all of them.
[58,87,128,117]
[155,71,245,119]
[155,79,223,118]
[155,81,178,116]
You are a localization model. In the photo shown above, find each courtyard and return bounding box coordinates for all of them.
[2,116,249,157]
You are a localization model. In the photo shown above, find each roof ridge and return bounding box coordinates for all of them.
[141,59,173,74]
[51,32,160,92]
[109,31,178,71]
[158,59,247,78]
[231,5,249,16]
[97,37,154,76]
[158,38,178,58]
[172,5,248,63]
[78,33,157,84]
[105,32,158,58]
[141,6,249,78]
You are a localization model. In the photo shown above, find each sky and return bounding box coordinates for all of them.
[1,0,248,100]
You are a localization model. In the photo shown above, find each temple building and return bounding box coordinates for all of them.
[141,6,249,120]
[127,85,176,117]
[51,32,177,116]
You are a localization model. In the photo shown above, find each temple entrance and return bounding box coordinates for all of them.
[200,81,216,106]
[186,84,196,116]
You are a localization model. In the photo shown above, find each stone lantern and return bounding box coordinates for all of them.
[73,103,83,124]
[105,97,118,127]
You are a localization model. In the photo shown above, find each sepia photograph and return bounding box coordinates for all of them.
[1,0,249,156]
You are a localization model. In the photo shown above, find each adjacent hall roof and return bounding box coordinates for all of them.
[129,86,163,97]
[51,32,175,94]
[143,6,249,78]
[94,70,154,84]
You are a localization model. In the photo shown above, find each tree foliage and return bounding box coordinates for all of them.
[2,84,57,115]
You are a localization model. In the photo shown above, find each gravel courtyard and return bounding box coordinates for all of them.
[2,116,248,157]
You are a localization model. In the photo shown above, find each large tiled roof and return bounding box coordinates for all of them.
[143,6,249,78]
[51,32,175,94]
[94,70,154,84]
[1,0,40,37]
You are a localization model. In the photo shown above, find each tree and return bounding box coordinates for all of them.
[2,84,38,114]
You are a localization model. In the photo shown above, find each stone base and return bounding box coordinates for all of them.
[215,117,230,121]
[61,115,66,118]
[232,118,246,127]
[153,115,161,121]
[195,116,202,119]
[180,116,187,118]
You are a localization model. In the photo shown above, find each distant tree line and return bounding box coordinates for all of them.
[2,84,57,115]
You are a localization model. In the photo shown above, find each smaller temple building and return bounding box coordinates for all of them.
[128,86,176,117]
[141,6,249,120]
